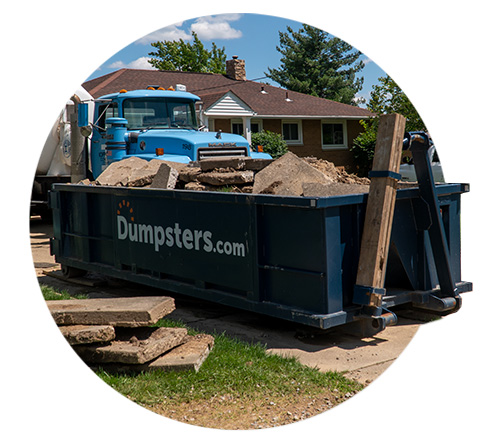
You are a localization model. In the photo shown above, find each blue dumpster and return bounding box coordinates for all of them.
[49,182,472,334]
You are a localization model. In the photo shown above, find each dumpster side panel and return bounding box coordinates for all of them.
[256,204,330,312]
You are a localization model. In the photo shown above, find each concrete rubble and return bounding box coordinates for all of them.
[75,327,188,364]
[59,324,115,346]
[77,151,369,196]
[47,296,214,372]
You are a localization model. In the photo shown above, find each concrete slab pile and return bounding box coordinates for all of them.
[77,151,369,196]
[47,296,214,372]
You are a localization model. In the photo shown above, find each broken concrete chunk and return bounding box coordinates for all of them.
[199,157,247,172]
[150,163,179,189]
[252,152,334,196]
[302,182,370,197]
[197,170,254,186]
[96,156,149,187]
[145,334,214,372]
[244,157,274,171]
[47,296,175,327]
[95,157,185,187]
[59,324,115,346]
[74,327,188,364]
[76,178,96,186]
[178,167,202,183]
[184,181,208,191]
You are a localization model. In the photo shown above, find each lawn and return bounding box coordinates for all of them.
[41,284,363,429]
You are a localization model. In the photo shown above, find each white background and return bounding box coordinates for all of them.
[2,1,479,440]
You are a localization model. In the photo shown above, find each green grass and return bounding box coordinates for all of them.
[40,284,363,407]
[97,318,362,407]
[40,284,88,300]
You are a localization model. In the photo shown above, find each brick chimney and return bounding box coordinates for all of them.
[226,56,246,81]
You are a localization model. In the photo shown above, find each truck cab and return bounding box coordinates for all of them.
[90,86,270,178]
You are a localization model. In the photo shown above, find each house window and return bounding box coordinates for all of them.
[251,119,263,133]
[232,121,244,135]
[322,121,347,150]
[282,120,302,145]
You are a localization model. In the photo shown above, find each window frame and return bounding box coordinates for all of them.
[321,120,348,151]
[231,119,244,136]
[250,119,263,134]
[281,120,303,145]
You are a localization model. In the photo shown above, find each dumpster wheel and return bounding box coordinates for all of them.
[61,264,87,279]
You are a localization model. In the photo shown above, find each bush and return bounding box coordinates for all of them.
[350,119,378,177]
[250,130,288,159]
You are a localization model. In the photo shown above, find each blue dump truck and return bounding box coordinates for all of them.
[33,84,270,216]
[88,86,271,178]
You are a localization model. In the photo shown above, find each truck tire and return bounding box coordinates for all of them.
[61,265,87,279]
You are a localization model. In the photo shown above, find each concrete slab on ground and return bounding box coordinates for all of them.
[75,327,187,364]
[59,324,115,345]
[47,296,175,327]
[146,333,214,372]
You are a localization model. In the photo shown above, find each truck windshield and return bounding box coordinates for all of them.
[122,97,198,130]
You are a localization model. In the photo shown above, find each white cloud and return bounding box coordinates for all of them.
[131,14,243,46]
[108,57,156,70]
[134,23,191,44]
[190,14,243,40]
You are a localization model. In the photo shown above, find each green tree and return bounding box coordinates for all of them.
[266,24,365,105]
[351,75,427,175]
[148,32,226,74]
[368,75,426,132]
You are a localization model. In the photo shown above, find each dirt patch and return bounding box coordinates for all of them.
[304,157,370,185]
[144,390,351,430]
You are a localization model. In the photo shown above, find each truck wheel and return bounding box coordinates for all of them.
[61,265,87,278]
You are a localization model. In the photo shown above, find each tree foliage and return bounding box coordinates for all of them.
[351,75,427,175]
[148,32,226,74]
[266,24,365,105]
[368,75,426,132]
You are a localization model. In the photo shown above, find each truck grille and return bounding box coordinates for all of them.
[197,148,248,160]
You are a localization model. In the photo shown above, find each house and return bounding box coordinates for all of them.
[82,57,373,171]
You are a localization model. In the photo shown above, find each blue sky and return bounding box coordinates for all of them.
[86,13,386,106]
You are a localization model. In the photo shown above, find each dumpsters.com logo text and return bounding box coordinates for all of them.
[115,200,246,257]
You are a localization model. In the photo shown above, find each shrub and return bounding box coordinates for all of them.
[351,119,378,177]
[250,130,288,159]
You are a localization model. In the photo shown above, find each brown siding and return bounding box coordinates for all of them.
[289,119,363,172]
[347,120,364,146]
[262,119,282,133]
[213,119,231,133]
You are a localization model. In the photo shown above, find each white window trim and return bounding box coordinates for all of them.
[321,119,348,151]
[282,119,303,145]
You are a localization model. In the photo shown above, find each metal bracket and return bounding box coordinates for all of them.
[409,132,460,303]
[412,291,462,313]
[368,170,402,180]
[353,285,386,317]
[346,308,398,337]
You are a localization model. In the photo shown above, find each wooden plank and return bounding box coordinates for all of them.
[355,113,406,305]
